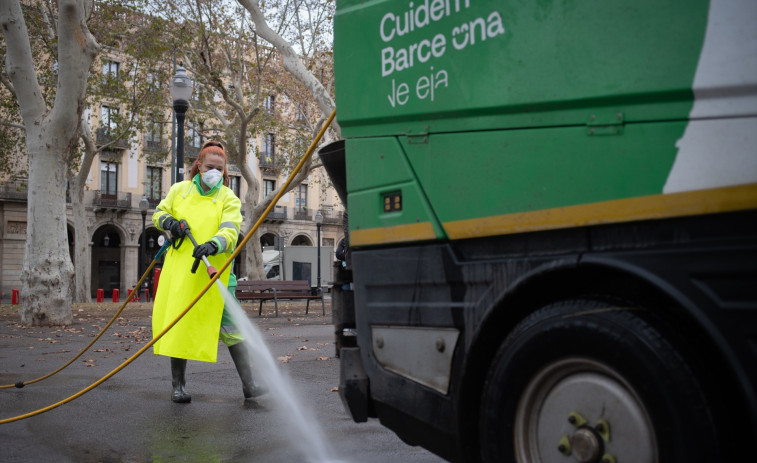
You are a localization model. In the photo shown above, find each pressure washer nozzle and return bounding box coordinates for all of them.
[207,266,218,278]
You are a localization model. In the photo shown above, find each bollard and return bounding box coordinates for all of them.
[143,287,151,302]
[153,267,162,297]
[128,288,139,302]
[12,289,20,305]
[96,289,104,303]
[112,288,120,302]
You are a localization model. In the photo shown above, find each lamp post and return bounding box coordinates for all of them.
[169,66,193,183]
[315,210,323,296]
[139,196,149,288]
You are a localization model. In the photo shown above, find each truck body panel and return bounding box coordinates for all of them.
[326,0,757,460]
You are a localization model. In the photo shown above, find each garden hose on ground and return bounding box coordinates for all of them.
[0,243,169,390]
[0,109,336,424]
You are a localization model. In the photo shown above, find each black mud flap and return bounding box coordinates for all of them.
[339,347,375,422]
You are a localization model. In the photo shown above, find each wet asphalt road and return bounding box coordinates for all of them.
[0,300,447,463]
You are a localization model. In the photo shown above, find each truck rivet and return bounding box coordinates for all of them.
[376,336,384,349]
[590,115,596,121]
[435,338,445,352]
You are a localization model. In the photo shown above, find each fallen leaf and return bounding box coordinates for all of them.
[277,355,293,363]
[316,357,329,361]
[330,386,339,392]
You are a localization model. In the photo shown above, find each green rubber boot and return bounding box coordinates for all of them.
[170,357,191,403]
[228,343,268,399]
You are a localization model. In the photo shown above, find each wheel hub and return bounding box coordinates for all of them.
[570,428,602,463]
[514,358,657,463]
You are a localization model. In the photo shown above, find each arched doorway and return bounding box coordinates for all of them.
[290,234,313,246]
[92,226,122,298]
[66,224,74,263]
[260,232,276,249]
[139,226,162,292]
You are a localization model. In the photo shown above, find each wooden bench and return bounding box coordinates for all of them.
[235,280,324,317]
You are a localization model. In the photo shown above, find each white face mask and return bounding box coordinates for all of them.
[202,169,223,188]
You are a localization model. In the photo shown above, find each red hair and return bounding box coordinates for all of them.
[190,140,230,186]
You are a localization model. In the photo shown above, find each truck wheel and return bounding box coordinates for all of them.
[479,300,720,463]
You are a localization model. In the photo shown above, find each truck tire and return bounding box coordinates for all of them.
[479,300,720,463]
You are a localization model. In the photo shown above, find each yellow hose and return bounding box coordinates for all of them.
[0,109,336,424]
[0,259,158,390]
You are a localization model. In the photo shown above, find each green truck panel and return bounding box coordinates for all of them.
[402,121,686,225]
[335,0,707,137]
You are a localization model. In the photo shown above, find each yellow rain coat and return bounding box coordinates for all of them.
[151,175,242,362]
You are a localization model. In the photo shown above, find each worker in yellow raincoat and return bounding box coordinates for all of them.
[152,141,265,403]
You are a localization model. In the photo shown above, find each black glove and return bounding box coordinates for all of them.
[193,241,218,259]
[164,217,189,238]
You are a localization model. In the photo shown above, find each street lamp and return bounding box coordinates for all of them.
[139,196,149,286]
[315,210,323,296]
[169,66,193,183]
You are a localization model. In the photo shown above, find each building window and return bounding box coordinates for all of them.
[323,237,334,248]
[146,167,162,201]
[264,179,275,197]
[229,176,240,197]
[145,120,162,149]
[296,184,307,210]
[101,105,119,133]
[263,95,275,112]
[146,71,160,89]
[102,60,119,77]
[101,159,118,197]
[187,124,202,150]
[261,133,275,162]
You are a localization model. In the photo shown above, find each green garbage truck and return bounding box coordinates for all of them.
[320,0,757,461]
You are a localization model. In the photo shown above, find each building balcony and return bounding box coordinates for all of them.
[294,207,311,221]
[185,144,200,159]
[264,205,287,222]
[321,208,343,224]
[0,180,28,202]
[96,128,129,149]
[259,153,277,171]
[93,190,132,211]
[147,197,161,209]
[144,140,166,152]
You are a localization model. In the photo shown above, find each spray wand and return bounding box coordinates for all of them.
[184,229,218,278]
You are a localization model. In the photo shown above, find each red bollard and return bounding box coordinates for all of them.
[12,289,20,305]
[153,267,162,297]
[128,288,139,302]
[112,288,120,302]
[96,289,104,303]
[143,287,151,302]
